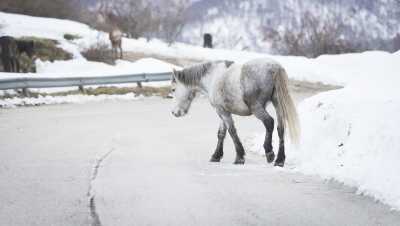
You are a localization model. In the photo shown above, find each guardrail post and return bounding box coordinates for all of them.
[22,88,30,97]
[137,82,142,88]
[78,85,86,94]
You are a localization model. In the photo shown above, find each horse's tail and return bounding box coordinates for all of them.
[274,67,300,145]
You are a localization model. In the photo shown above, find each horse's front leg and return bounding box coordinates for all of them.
[210,120,227,162]
[218,110,245,164]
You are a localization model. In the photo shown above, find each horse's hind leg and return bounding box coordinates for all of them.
[252,104,275,163]
[210,120,227,162]
[119,45,123,59]
[10,58,16,72]
[15,58,20,72]
[272,97,285,167]
[3,59,10,72]
[218,110,245,164]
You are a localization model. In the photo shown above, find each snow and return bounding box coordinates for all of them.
[0,93,145,108]
[34,58,181,78]
[247,51,400,210]
[0,12,105,58]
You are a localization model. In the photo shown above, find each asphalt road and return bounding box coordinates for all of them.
[1,97,399,226]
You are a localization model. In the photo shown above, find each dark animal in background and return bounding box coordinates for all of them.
[0,36,35,72]
[109,29,123,59]
[17,39,35,59]
[203,33,213,48]
[0,36,20,72]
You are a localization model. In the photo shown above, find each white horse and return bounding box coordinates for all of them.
[171,59,300,167]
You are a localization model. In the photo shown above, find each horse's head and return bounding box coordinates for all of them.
[171,69,197,117]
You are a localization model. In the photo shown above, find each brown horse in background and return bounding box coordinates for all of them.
[0,36,35,72]
[109,29,123,60]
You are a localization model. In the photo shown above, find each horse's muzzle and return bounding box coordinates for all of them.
[172,109,187,117]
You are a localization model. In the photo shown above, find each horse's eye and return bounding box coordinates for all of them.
[171,88,176,92]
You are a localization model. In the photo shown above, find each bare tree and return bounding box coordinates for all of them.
[94,0,188,43]
[157,0,189,45]
[94,0,160,39]
[265,11,362,57]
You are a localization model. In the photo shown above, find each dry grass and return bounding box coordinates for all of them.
[83,86,172,97]
[19,36,72,62]
[0,86,172,99]
[81,42,115,65]
[15,36,72,72]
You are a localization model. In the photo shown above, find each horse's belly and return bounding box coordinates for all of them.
[226,101,251,116]
[209,64,252,116]
[219,82,251,116]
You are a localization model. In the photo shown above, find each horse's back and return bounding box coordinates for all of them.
[242,58,281,80]
[240,58,282,107]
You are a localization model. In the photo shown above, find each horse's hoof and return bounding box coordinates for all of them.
[265,152,275,163]
[234,157,245,165]
[210,156,222,162]
[274,161,284,167]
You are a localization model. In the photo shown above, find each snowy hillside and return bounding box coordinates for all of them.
[182,0,400,52]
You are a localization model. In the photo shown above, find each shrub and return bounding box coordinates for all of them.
[265,12,366,57]
[81,42,114,65]
[63,33,82,41]
[19,37,72,61]
[95,0,188,44]
[15,37,72,72]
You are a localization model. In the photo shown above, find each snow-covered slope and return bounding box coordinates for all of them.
[0,12,103,58]
[247,51,400,210]
[0,12,181,94]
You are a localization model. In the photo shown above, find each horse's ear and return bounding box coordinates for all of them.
[225,60,234,68]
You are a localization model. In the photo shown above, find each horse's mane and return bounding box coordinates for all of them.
[175,60,234,86]
[175,62,212,86]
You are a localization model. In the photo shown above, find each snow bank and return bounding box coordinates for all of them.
[34,57,181,78]
[247,51,400,210]
[0,93,144,108]
[0,12,105,58]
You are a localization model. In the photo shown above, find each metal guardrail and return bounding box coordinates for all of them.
[0,72,172,90]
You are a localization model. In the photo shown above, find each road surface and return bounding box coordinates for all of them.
[0,97,399,226]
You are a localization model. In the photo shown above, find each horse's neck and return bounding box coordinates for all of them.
[110,29,122,40]
[199,64,227,96]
